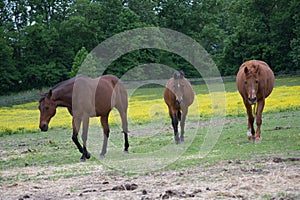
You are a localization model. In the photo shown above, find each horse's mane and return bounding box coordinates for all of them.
[52,76,78,90]
[39,76,79,102]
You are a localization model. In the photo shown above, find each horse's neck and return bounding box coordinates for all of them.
[52,85,73,108]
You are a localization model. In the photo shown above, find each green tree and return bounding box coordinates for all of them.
[220,0,297,74]
[289,0,300,71]
[0,31,20,94]
[125,0,158,25]
[0,0,21,94]
[24,62,68,89]
[78,53,98,78]
[70,47,88,78]
[1,0,299,94]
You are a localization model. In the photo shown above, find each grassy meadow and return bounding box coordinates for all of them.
[0,76,299,175]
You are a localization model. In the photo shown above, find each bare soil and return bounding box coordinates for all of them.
[1,157,299,200]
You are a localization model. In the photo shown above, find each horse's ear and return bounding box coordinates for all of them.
[244,67,249,74]
[174,71,184,79]
[179,70,185,78]
[47,90,52,98]
[173,71,179,79]
[40,90,43,97]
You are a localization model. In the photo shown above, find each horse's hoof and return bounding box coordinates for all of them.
[86,152,91,159]
[174,135,180,144]
[123,150,129,154]
[255,137,262,144]
[247,129,252,140]
[99,154,105,159]
[80,158,86,162]
[248,135,255,142]
[247,134,252,140]
[180,138,184,143]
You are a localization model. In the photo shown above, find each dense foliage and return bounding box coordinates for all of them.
[1,0,299,95]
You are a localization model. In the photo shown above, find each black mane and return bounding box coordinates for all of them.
[39,76,79,103]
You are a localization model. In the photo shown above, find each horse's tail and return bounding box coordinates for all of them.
[177,110,181,121]
[111,78,129,134]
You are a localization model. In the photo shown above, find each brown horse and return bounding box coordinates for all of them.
[164,71,195,144]
[236,60,275,143]
[39,75,129,161]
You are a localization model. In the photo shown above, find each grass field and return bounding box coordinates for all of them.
[0,77,299,199]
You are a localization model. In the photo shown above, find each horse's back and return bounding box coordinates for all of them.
[72,75,127,117]
[236,60,274,99]
[164,78,176,105]
[259,62,275,98]
[101,75,128,111]
[252,60,274,98]
[72,75,98,117]
[96,75,128,114]
[183,79,194,106]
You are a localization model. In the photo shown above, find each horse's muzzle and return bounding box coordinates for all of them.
[40,124,48,132]
[248,97,257,105]
[176,99,182,105]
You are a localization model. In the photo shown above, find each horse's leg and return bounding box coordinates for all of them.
[100,115,110,158]
[72,117,83,154]
[169,108,179,144]
[244,101,255,141]
[180,109,188,143]
[80,117,90,162]
[173,114,180,144]
[119,110,129,153]
[255,100,265,143]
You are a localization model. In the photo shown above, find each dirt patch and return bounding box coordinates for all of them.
[1,157,299,200]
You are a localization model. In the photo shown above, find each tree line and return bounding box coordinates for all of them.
[0,0,299,95]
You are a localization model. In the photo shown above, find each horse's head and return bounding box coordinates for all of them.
[243,62,260,105]
[173,71,185,104]
[38,90,57,132]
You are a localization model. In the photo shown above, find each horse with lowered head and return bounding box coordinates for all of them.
[39,75,129,161]
[164,71,195,144]
[236,60,275,143]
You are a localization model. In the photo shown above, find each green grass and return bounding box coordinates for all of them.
[166,110,300,169]
[0,128,79,169]
[0,110,299,174]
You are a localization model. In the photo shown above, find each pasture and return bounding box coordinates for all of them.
[0,77,299,199]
